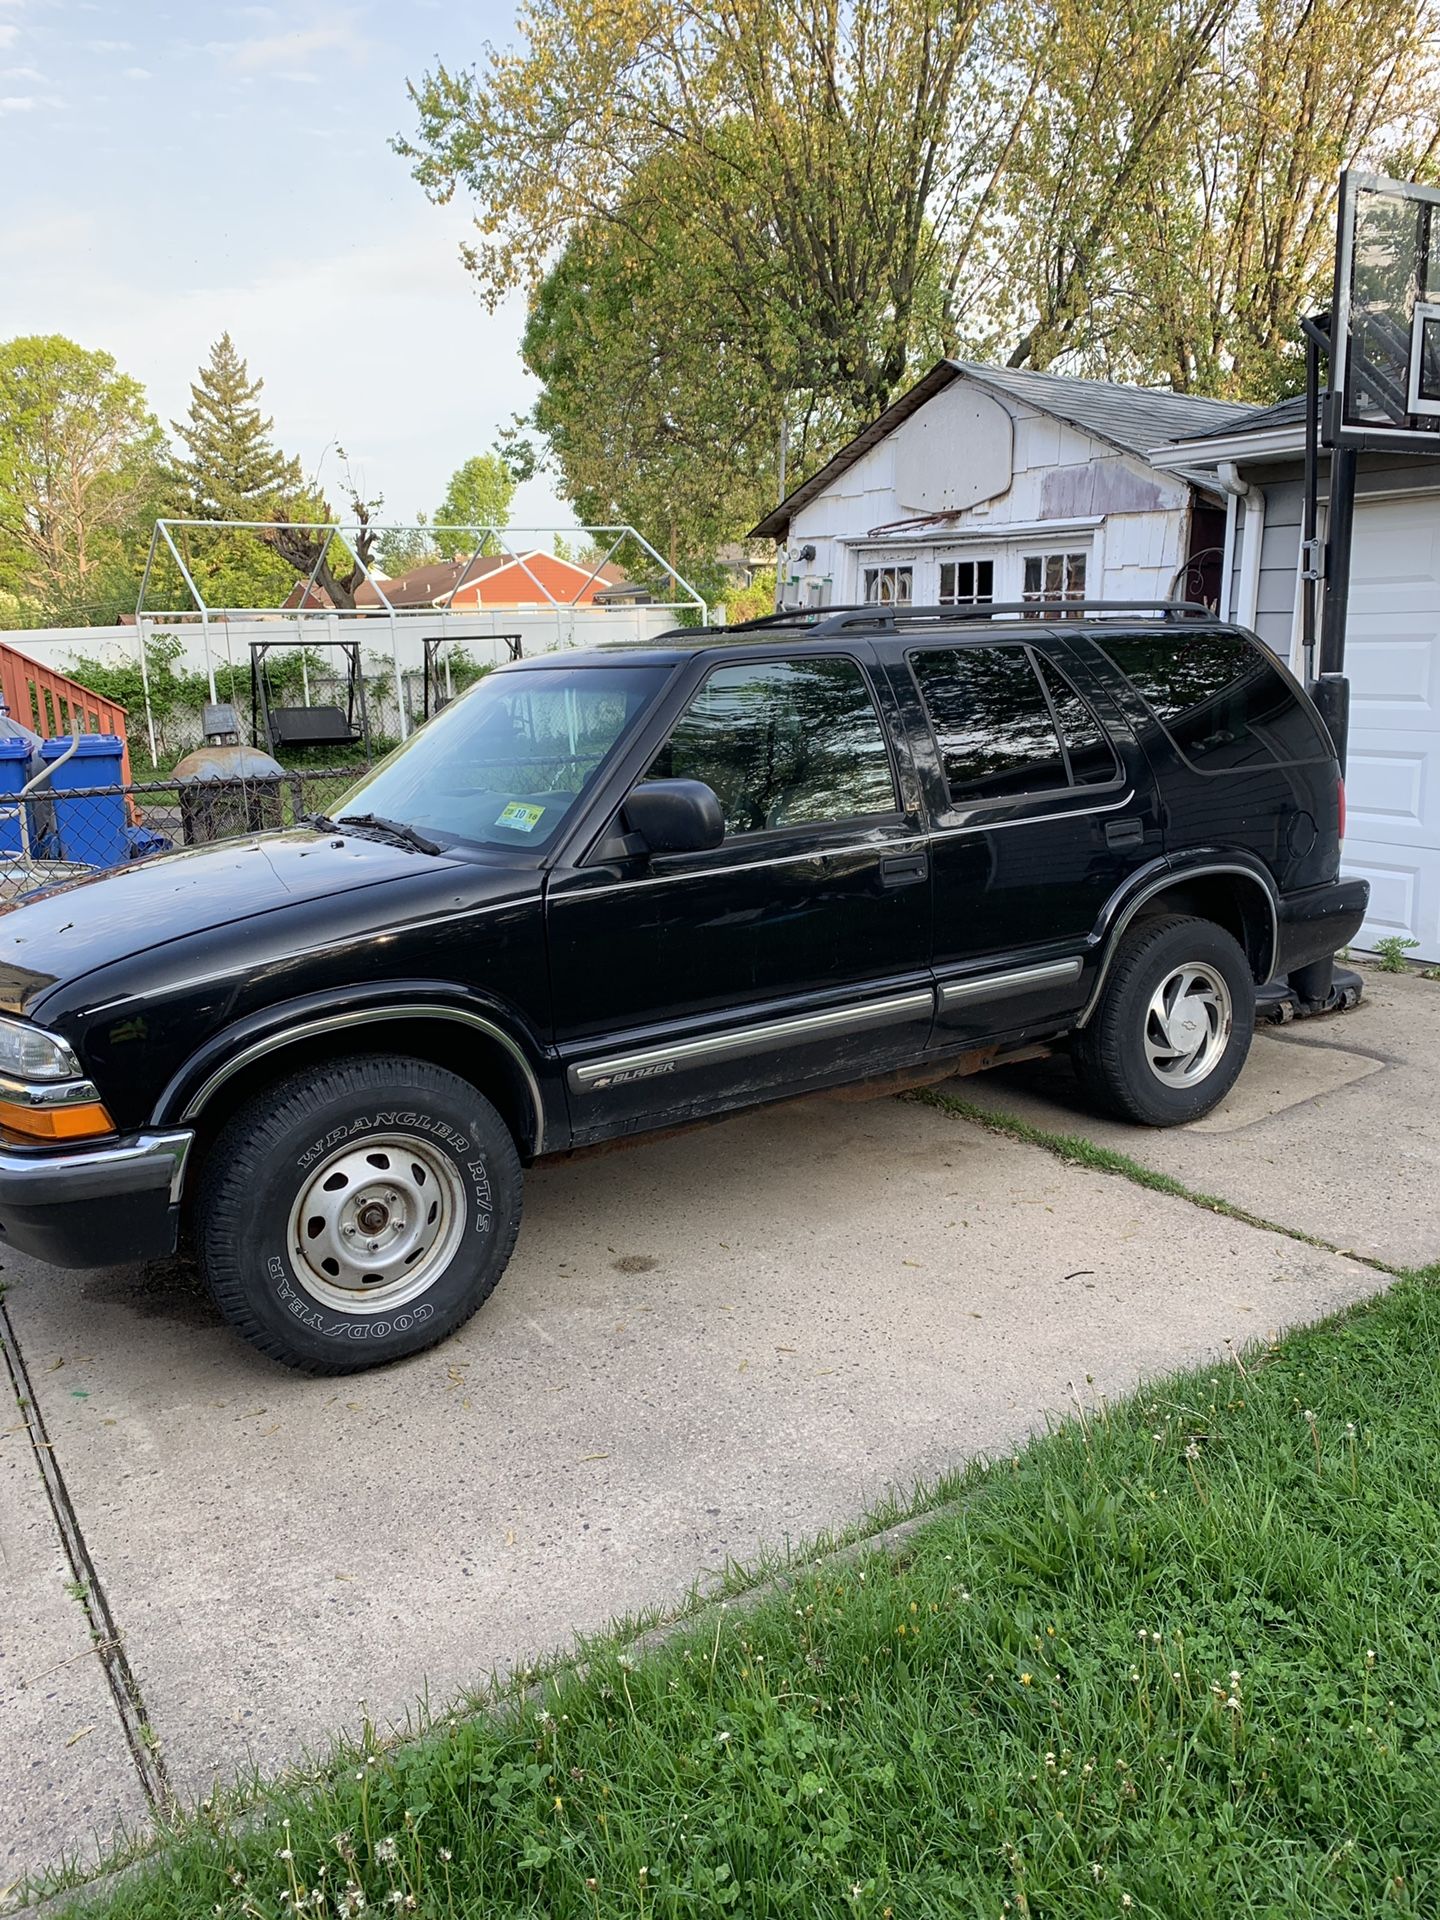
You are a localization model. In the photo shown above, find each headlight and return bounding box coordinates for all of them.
[0,1015,83,1082]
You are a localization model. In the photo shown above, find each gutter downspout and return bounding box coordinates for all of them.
[1217,460,1265,631]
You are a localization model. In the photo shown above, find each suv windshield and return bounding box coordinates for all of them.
[333,663,668,853]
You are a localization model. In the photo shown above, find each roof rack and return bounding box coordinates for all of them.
[705,599,1215,639]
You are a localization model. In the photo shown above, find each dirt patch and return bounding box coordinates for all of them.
[80,1254,217,1328]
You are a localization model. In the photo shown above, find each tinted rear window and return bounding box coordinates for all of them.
[909,644,1121,802]
[910,646,1068,801]
[1099,633,1327,770]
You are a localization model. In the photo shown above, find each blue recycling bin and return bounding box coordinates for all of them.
[0,739,32,857]
[40,735,127,868]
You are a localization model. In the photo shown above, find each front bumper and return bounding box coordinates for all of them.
[0,1129,193,1268]
[1273,875,1370,979]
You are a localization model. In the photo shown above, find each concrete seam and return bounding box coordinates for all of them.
[7,1490,983,1915]
[0,1295,176,1823]
[913,1089,1405,1279]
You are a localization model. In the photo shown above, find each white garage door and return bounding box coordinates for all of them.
[1343,493,1440,963]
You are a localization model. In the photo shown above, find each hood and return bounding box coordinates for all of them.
[0,831,472,1014]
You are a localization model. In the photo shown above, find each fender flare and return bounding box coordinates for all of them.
[1076,858,1279,1028]
[151,991,548,1154]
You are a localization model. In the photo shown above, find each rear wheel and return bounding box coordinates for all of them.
[198,1054,522,1373]
[1072,914,1255,1126]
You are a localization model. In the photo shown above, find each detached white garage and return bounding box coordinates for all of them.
[1345,497,1440,958]
[1159,401,1440,962]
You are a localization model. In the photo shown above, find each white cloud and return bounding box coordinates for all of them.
[122,65,150,79]
[0,64,42,78]
[0,25,19,47]
[0,89,62,112]
[84,38,133,52]
[208,20,361,72]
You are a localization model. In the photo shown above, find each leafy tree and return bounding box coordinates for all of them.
[720,566,778,624]
[377,514,440,577]
[983,0,1440,392]
[520,167,830,566]
[431,454,516,557]
[1100,0,1440,397]
[0,334,166,623]
[398,0,981,455]
[399,0,1440,550]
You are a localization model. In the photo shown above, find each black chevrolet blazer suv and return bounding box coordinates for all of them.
[0,601,1367,1372]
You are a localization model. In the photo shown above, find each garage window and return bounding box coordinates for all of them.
[1100,632,1328,769]
[862,564,913,606]
[939,559,994,605]
[1023,550,1088,608]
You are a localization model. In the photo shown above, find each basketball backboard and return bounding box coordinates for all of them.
[1328,170,1440,449]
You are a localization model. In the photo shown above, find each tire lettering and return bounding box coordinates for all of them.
[268,1259,436,1341]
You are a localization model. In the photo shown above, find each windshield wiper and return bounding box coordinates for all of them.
[334,812,443,856]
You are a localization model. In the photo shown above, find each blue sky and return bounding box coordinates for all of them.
[0,0,568,529]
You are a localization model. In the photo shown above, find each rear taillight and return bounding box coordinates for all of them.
[1338,777,1346,842]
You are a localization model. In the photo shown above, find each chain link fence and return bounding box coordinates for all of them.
[0,765,367,904]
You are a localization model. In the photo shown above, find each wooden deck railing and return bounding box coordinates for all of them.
[0,642,133,785]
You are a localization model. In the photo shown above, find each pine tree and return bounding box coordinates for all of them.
[166,335,311,611]
[170,334,304,520]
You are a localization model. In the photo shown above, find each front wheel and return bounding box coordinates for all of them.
[198,1054,522,1373]
[1071,914,1255,1127]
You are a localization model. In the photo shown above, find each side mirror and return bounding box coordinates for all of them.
[622,778,724,855]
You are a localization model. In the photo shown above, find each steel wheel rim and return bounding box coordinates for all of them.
[285,1132,468,1314]
[1143,962,1232,1087]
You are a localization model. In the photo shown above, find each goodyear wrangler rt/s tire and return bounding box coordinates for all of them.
[198,1054,522,1373]
[1071,914,1255,1128]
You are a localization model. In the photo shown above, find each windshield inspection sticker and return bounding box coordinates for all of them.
[496,800,546,833]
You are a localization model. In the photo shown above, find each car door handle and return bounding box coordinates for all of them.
[879,852,929,888]
[1105,818,1145,849]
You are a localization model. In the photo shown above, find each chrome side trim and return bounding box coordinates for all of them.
[170,1007,547,1152]
[1074,864,1279,1029]
[930,789,1136,839]
[938,957,1082,1010]
[569,989,935,1093]
[0,1072,105,1109]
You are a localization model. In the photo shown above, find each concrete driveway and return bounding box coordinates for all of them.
[3,964,1433,1899]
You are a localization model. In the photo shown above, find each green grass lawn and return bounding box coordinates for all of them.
[50,1273,1440,1920]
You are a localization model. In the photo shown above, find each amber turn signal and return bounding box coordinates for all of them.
[0,1099,116,1142]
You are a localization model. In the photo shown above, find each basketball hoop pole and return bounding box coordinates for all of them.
[1315,442,1356,773]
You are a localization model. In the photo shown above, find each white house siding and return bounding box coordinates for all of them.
[1221,479,1305,660]
[782,390,1193,609]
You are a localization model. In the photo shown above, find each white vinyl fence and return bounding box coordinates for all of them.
[1,605,694,766]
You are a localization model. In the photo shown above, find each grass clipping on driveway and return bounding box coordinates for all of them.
[63,1279,1440,1920]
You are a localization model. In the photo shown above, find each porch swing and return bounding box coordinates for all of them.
[251,638,373,759]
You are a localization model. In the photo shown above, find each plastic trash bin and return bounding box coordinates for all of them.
[40,735,127,868]
[0,739,32,856]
